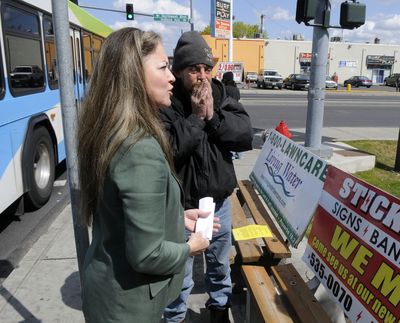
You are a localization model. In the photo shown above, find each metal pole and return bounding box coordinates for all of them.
[304,0,332,158]
[395,128,400,172]
[190,0,194,31]
[260,14,265,35]
[51,0,89,281]
[228,0,233,62]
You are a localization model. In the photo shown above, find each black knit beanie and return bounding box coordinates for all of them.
[172,31,214,72]
[222,71,234,82]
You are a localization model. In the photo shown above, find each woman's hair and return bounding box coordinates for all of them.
[78,27,172,225]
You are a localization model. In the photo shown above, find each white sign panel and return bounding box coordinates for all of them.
[250,130,329,246]
[215,61,243,83]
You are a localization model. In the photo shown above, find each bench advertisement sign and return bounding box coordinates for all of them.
[215,61,244,83]
[250,130,328,246]
[303,166,400,322]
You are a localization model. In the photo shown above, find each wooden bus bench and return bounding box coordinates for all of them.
[230,179,332,323]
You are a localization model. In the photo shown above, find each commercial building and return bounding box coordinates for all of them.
[202,34,265,80]
[203,35,400,85]
[264,39,400,84]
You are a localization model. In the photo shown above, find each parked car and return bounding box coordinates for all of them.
[257,69,283,89]
[245,71,258,83]
[283,74,310,90]
[326,76,338,89]
[383,73,400,87]
[10,65,44,88]
[343,76,372,88]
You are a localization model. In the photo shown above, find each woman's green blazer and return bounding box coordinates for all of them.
[82,135,190,322]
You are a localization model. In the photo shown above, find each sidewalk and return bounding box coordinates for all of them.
[0,127,397,322]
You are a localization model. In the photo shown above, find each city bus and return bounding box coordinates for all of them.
[0,0,112,214]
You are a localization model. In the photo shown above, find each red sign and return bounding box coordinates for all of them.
[303,166,400,322]
[299,52,330,63]
[216,19,230,31]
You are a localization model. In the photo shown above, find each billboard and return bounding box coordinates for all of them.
[211,0,231,39]
[303,166,400,322]
[250,130,328,246]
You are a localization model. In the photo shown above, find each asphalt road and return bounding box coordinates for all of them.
[240,88,400,130]
[0,89,398,283]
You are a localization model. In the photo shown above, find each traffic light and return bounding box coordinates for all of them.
[126,3,134,20]
[295,0,318,24]
[340,1,366,29]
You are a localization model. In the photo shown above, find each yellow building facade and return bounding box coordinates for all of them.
[202,35,266,78]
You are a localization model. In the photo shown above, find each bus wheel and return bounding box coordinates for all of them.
[24,127,55,210]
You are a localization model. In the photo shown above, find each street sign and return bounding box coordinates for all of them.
[153,14,189,22]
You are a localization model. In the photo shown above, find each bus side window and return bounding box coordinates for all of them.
[44,16,58,89]
[75,37,82,83]
[92,36,102,67]
[0,41,4,99]
[70,36,76,84]
[3,5,45,96]
[82,32,93,82]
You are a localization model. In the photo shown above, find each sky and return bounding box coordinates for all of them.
[78,0,400,55]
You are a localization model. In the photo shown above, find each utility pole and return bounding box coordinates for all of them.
[395,128,400,172]
[229,0,233,62]
[190,0,194,31]
[304,0,332,158]
[51,0,89,281]
[260,14,265,35]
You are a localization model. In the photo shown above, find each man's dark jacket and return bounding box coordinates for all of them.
[160,78,253,209]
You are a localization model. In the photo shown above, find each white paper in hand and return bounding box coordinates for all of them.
[195,197,215,240]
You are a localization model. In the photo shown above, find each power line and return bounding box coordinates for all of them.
[79,5,153,18]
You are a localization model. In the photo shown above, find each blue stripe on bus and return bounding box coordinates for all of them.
[0,87,61,126]
[0,82,64,178]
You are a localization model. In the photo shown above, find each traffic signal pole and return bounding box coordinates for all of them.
[305,0,333,158]
[51,0,89,281]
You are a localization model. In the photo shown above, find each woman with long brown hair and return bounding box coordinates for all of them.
[78,27,210,322]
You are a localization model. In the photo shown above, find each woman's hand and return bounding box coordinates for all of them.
[187,232,209,256]
[184,209,220,232]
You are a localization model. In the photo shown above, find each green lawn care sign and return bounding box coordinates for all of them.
[250,130,328,246]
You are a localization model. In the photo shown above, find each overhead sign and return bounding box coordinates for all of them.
[215,61,243,83]
[303,166,400,322]
[250,130,328,246]
[210,0,231,39]
[153,14,188,22]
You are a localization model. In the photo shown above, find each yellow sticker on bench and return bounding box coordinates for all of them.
[232,224,273,241]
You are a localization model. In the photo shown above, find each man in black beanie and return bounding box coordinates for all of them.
[160,31,253,323]
[221,71,240,101]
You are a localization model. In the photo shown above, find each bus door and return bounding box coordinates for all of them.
[70,29,84,107]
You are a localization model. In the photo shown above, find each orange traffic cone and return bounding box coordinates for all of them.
[275,120,293,139]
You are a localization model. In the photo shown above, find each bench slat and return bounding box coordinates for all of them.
[238,180,291,259]
[271,264,333,323]
[242,265,293,323]
[231,192,262,263]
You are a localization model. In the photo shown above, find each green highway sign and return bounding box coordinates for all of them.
[153,14,189,22]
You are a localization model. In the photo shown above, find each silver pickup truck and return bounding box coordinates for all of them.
[257,69,283,89]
